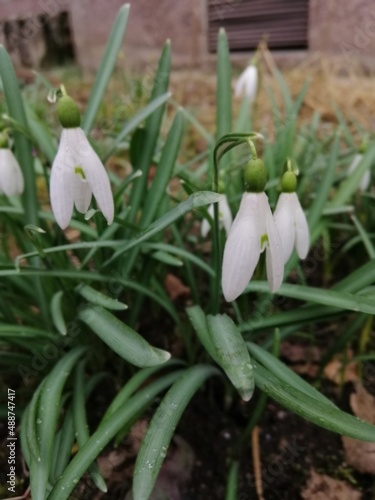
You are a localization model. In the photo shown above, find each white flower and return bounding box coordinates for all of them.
[348,154,370,192]
[235,64,258,102]
[201,195,232,237]
[222,192,284,302]
[0,148,24,196]
[50,128,114,229]
[274,192,309,264]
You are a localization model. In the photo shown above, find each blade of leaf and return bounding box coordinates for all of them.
[79,305,170,367]
[254,361,375,441]
[127,40,171,224]
[29,347,85,500]
[77,284,127,311]
[82,4,130,133]
[103,191,222,266]
[47,372,181,500]
[207,314,254,401]
[133,365,218,500]
[247,342,334,407]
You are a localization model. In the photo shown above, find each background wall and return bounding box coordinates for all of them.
[1,0,375,71]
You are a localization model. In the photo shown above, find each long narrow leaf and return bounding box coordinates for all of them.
[47,372,181,500]
[79,305,170,367]
[133,365,218,500]
[82,4,130,132]
[254,361,375,441]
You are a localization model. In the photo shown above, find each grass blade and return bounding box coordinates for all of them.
[27,347,85,500]
[127,40,171,223]
[133,365,218,500]
[254,361,375,441]
[0,45,39,224]
[246,281,375,315]
[47,372,181,500]
[82,4,130,133]
[79,305,170,367]
[216,28,232,139]
[206,314,254,401]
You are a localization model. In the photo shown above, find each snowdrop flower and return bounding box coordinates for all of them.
[348,154,370,192]
[0,133,24,196]
[222,158,283,302]
[235,63,258,102]
[201,194,232,237]
[50,89,114,230]
[274,171,309,264]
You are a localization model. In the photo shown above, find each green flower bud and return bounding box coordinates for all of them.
[0,132,9,149]
[244,158,267,192]
[281,171,297,193]
[57,95,81,128]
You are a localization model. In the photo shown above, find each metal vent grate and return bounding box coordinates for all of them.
[207,0,309,52]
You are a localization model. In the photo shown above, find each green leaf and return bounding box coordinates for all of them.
[73,362,107,492]
[247,343,334,407]
[79,305,170,367]
[101,361,185,424]
[50,291,67,335]
[254,361,375,441]
[149,250,183,266]
[307,133,339,230]
[103,92,171,162]
[133,365,218,500]
[141,109,184,225]
[27,347,85,500]
[47,372,181,500]
[207,314,254,401]
[77,284,127,311]
[246,281,375,315]
[103,191,222,266]
[128,40,171,223]
[0,45,39,224]
[225,461,239,500]
[186,305,218,361]
[82,4,130,132]
[216,28,232,139]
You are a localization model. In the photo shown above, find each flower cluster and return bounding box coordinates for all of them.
[221,157,309,302]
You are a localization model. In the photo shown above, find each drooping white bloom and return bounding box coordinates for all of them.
[50,128,114,229]
[274,192,309,264]
[235,64,258,102]
[348,154,371,192]
[0,148,24,196]
[201,195,232,237]
[222,192,284,302]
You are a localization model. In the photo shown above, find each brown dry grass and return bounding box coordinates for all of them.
[169,48,375,143]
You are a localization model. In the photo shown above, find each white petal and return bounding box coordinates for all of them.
[201,204,214,237]
[293,193,310,260]
[0,149,24,196]
[235,65,258,101]
[50,133,75,229]
[348,154,370,192]
[74,175,92,213]
[219,196,233,236]
[258,192,284,292]
[77,129,114,225]
[274,193,296,264]
[222,193,260,302]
